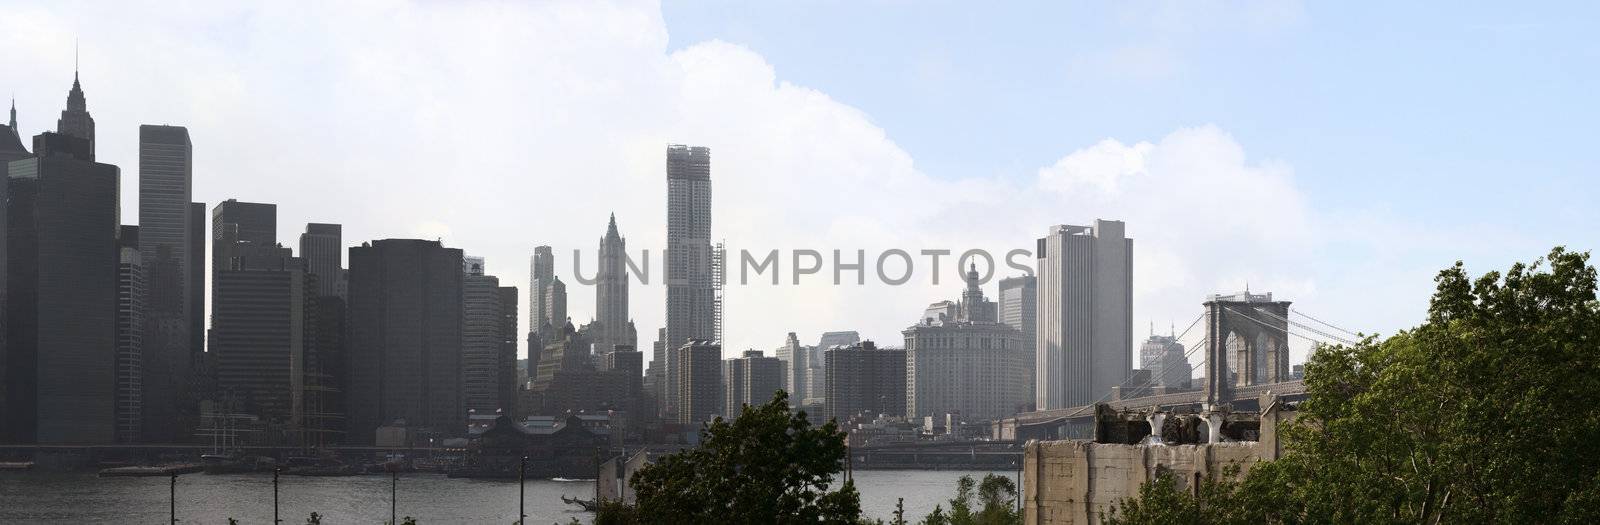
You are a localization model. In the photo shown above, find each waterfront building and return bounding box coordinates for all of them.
[4,131,119,443]
[347,239,465,443]
[903,265,1029,421]
[463,257,507,414]
[1036,220,1133,410]
[823,341,906,422]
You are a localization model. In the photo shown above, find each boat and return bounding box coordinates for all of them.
[0,461,33,471]
[99,464,205,477]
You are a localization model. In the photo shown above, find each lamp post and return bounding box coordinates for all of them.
[273,467,281,524]
[169,473,177,524]
[390,467,398,525]
[518,455,527,524]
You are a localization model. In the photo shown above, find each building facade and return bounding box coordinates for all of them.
[998,275,1037,406]
[462,257,506,415]
[673,340,721,425]
[138,124,194,443]
[115,226,145,443]
[723,350,783,416]
[823,341,906,422]
[1036,220,1133,410]
[347,239,465,443]
[593,214,637,353]
[4,132,120,443]
[664,145,715,418]
[904,266,1029,422]
[1139,333,1192,389]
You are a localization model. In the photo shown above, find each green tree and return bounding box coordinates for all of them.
[919,474,1020,525]
[1105,247,1600,523]
[616,390,862,523]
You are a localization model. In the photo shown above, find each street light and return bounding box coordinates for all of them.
[518,455,528,524]
[273,467,281,524]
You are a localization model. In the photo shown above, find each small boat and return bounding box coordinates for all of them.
[0,461,34,471]
[561,496,599,512]
[99,464,204,477]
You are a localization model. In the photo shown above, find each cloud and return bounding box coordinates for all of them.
[0,1,1341,371]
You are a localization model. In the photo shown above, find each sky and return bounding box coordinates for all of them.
[2,0,1596,371]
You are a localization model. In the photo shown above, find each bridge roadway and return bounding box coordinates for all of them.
[997,380,1308,441]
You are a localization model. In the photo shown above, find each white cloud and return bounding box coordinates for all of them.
[0,1,1351,371]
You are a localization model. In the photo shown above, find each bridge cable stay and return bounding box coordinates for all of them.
[1289,308,1364,338]
[1221,304,1349,347]
[1245,306,1358,346]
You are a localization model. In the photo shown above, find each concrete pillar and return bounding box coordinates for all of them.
[1146,411,1166,445]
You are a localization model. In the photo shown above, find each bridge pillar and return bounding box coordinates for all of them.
[1202,292,1291,406]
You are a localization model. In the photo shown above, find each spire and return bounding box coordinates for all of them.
[606,212,619,238]
[8,96,15,135]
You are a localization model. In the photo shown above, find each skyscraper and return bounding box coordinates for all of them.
[528,245,555,332]
[138,125,193,442]
[665,144,715,417]
[209,241,306,431]
[115,226,145,443]
[673,340,722,425]
[4,131,119,443]
[188,202,206,355]
[807,331,860,406]
[723,350,783,417]
[1036,220,1133,410]
[347,239,464,443]
[1,98,26,162]
[775,332,805,403]
[496,286,519,415]
[823,341,906,422]
[1139,333,1192,390]
[56,71,95,156]
[998,275,1037,407]
[300,223,343,299]
[462,256,506,414]
[593,213,637,353]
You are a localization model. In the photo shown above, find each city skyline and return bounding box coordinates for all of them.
[2,2,1590,367]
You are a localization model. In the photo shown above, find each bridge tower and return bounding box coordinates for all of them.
[1202,291,1291,406]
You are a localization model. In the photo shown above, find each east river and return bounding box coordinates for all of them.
[0,469,1013,523]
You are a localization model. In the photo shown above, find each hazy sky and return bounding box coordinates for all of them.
[3,1,1595,368]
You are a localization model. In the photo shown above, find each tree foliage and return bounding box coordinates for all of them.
[1106,247,1600,523]
[919,474,1020,525]
[611,390,862,523]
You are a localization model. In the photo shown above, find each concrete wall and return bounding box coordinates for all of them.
[1022,440,1268,524]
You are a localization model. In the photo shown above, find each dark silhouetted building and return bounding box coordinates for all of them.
[115,226,145,443]
[347,239,464,443]
[56,71,95,156]
[4,131,119,443]
[138,124,194,443]
[300,223,343,299]
[188,202,205,355]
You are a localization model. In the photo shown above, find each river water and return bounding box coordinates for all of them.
[0,469,1013,523]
